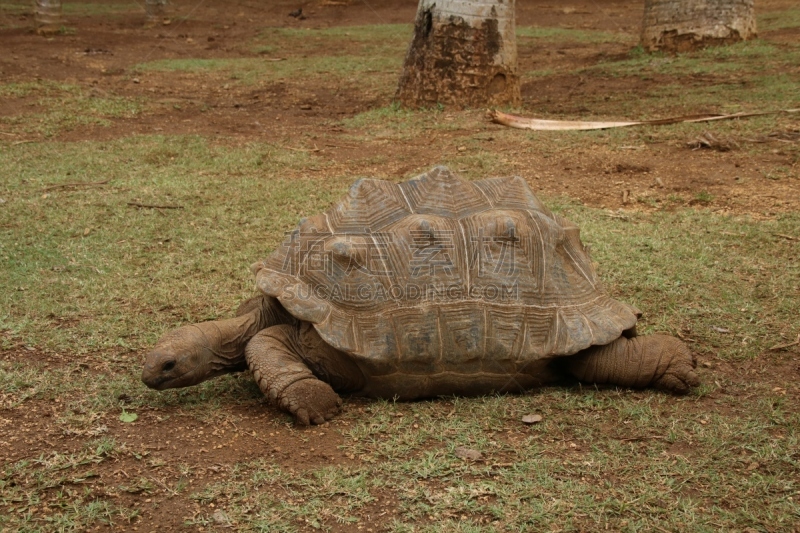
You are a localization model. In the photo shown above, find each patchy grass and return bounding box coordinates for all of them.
[2,7,800,532]
[258,24,412,45]
[0,81,143,138]
[588,40,800,79]
[648,73,800,112]
[568,207,800,361]
[0,0,138,17]
[0,135,346,354]
[137,24,410,87]
[517,26,634,44]
[758,7,800,32]
[134,55,401,86]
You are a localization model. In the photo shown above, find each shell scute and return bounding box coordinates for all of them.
[398,166,486,218]
[256,167,639,366]
[328,178,411,232]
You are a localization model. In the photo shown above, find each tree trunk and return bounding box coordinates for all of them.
[395,0,520,109]
[33,0,62,35]
[145,0,168,25]
[641,0,756,52]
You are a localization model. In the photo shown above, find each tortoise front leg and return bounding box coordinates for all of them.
[245,324,348,425]
[566,334,699,394]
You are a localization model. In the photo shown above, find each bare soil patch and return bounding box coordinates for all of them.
[1,1,799,531]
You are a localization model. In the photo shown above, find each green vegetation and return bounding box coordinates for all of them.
[0,81,143,137]
[516,26,634,44]
[590,40,800,78]
[1,5,799,531]
[135,25,411,88]
[0,135,343,353]
[0,0,137,16]
[134,54,401,86]
[758,7,800,32]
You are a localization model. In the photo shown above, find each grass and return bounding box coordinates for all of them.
[134,55,402,86]
[0,0,139,17]
[589,40,800,79]
[0,81,143,138]
[2,134,798,384]
[516,26,634,44]
[3,119,796,360]
[136,24,411,87]
[0,135,345,353]
[758,7,800,32]
[2,7,800,532]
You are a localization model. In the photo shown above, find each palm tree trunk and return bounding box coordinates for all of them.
[34,0,62,35]
[145,0,168,24]
[396,0,520,109]
[641,0,756,52]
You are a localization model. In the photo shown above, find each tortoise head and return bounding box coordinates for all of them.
[142,321,248,390]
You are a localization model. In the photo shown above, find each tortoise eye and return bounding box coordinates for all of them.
[162,361,176,372]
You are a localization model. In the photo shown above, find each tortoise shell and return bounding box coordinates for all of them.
[252,166,639,375]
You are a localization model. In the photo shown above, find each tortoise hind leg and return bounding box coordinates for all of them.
[245,323,365,425]
[566,335,699,394]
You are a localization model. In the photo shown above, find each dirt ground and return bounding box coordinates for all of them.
[1,1,799,531]
[1,0,798,216]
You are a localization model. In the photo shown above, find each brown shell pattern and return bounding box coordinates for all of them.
[252,166,639,374]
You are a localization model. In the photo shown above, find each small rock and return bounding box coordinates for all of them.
[701,361,713,368]
[454,447,482,461]
[299,104,312,110]
[457,146,467,152]
[747,462,759,471]
[522,414,543,425]
[132,77,140,84]
[212,509,230,525]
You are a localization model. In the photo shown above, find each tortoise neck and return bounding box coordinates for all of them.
[205,295,295,371]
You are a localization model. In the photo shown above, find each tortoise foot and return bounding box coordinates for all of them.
[279,379,342,425]
[651,337,700,394]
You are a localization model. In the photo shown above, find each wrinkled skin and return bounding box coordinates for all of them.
[143,295,699,426]
[142,322,249,390]
[142,295,284,389]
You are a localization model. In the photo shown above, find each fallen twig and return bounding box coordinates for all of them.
[43,178,111,191]
[489,108,799,131]
[773,233,799,242]
[617,435,666,442]
[282,145,321,153]
[127,202,184,209]
[769,334,800,352]
[12,140,35,145]
[688,131,739,152]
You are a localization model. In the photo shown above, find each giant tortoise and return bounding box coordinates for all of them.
[142,167,698,424]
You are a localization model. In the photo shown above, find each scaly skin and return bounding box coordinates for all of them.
[566,334,699,393]
[245,323,365,425]
[141,295,293,390]
[143,295,699,425]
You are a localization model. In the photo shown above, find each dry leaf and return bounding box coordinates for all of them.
[522,414,543,425]
[489,108,799,131]
[454,447,483,461]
